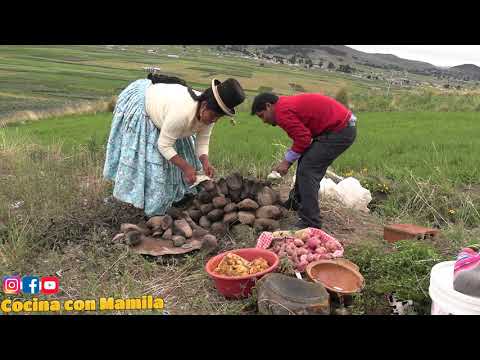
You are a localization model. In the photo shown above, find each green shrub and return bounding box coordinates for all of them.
[107,96,117,112]
[335,88,349,107]
[346,240,448,314]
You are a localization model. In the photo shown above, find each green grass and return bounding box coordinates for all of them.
[5,110,479,231]
[4,113,112,151]
[5,111,479,184]
[345,240,449,315]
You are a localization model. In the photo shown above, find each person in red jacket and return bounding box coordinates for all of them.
[251,92,357,229]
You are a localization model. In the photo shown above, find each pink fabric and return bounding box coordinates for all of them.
[454,248,480,275]
[256,231,274,250]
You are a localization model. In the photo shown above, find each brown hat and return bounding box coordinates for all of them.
[211,78,246,116]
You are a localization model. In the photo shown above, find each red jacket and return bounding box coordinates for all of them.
[274,93,352,154]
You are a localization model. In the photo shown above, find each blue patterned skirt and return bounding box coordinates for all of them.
[103,79,202,216]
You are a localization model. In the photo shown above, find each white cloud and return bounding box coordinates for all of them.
[346,45,480,67]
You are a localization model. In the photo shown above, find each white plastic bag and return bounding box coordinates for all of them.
[319,178,342,201]
[292,175,372,212]
[335,177,372,212]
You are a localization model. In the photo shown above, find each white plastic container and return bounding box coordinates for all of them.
[429,261,480,315]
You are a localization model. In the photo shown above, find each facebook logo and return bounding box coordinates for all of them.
[22,276,40,295]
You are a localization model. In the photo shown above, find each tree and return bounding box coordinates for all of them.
[328,62,335,70]
[337,64,354,74]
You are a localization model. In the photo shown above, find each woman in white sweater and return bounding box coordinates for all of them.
[103,74,245,216]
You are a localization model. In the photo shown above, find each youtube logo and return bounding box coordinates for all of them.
[40,277,59,295]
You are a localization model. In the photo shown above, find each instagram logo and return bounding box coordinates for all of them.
[40,276,59,295]
[3,276,21,294]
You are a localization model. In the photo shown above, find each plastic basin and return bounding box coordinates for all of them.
[205,248,279,299]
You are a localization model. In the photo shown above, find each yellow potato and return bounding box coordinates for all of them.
[214,253,270,276]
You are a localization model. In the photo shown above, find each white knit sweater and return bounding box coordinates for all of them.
[145,83,214,160]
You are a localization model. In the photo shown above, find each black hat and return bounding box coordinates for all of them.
[211,78,246,116]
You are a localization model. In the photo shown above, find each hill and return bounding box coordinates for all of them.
[449,64,480,80]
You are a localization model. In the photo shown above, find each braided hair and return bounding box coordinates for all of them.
[148,73,224,115]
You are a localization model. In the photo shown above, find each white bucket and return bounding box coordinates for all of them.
[429,261,480,315]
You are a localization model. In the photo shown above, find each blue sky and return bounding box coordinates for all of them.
[347,45,480,68]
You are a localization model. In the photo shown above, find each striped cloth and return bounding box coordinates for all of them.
[453,247,480,297]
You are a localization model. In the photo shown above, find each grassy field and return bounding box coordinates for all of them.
[1,46,480,315]
[5,111,479,184]
[2,45,480,125]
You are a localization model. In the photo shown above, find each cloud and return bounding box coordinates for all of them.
[347,45,480,67]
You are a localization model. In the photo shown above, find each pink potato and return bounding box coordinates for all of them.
[311,254,321,261]
[286,246,295,256]
[296,261,308,272]
[293,239,305,247]
[300,254,308,263]
[291,252,299,263]
[306,253,315,262]
[325,240,339,252]
[306,237,321,249]
[278,250,287,258]
[315,247,327,254]
[296,248,309,256]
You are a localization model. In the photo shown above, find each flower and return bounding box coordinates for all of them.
[449,209,456,214]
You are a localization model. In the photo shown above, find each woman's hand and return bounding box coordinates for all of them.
[169,155,197,185]
[183,165,197,185]
[203,162,215,178]
[199,155,215,178]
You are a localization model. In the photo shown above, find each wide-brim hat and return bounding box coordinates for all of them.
[211,78,246,116]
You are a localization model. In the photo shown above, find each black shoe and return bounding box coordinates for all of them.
[293,220,322,230]
[283,197,300,211]
[292,220,309,230]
